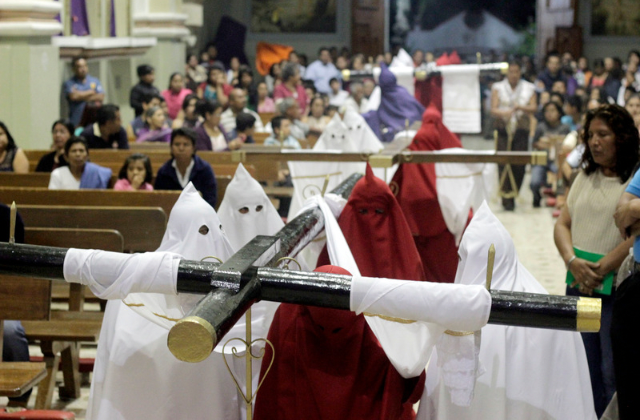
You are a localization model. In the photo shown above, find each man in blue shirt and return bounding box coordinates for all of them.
[304,47,341,95]
[613,150,640,419]
[63,57,105,127]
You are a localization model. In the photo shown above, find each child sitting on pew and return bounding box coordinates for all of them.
[114,153,154,191]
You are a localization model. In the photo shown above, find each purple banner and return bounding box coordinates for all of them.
[71,0,90,36]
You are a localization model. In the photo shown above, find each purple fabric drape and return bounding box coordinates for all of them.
[71,0,90,36]
[110,0,116,37]
[54,0,62,36]
[364,64,425,142]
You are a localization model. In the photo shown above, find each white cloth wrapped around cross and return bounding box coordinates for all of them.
[63,248,491,334]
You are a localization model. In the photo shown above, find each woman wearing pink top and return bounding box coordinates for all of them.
[273,63,308,116]
[257,82,275,113]
[162,73,193,120]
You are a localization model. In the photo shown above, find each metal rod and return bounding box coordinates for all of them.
[245,308,252,420]
[231,150,546,166]
[341,62,508,82]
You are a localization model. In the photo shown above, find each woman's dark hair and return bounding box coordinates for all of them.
[207,63,225,86]
[281,63,299,83]
[237,66,253,88]
[118,153,153,184]
[182,93,199,111]
[168,72,182,89]
[64,136,89,156]
[51,119,75,136]
[170,127,197,148]
[0,121,17,152]
[581,104,640,183]
[566,95,583,114]
[542,101,564,121]
[309,96,325,113]
[549,92,565,106]
[195,99,222,118]
[269,62,280,78]
[236,112,256,132]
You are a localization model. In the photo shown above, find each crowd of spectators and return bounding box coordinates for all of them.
[4,42,640,209]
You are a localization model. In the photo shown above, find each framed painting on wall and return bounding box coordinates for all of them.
[250,0,337,33]
[591,0,640,36]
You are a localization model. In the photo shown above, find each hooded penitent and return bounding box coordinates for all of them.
[253,265,424,420]
[363,63,425,142]
[88,183,241,420]
[419,202,596,420]
[391,103,462,283]
[287,112,382,267]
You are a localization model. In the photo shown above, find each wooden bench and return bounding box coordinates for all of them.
[0,188,181,217]
[259,112,276,127]
[0,276,49,400]
[21,207,164,252]
[0,173,232,209]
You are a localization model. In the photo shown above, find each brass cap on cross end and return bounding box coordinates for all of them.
[576,297,601,333]
[167,316,217,363]
[341,69,351,82]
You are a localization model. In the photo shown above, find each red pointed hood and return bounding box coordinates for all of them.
[448,50,461,64]
[436,52,450,66]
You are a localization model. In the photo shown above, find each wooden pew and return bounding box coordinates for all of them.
[0,277,49,399]
[0,188,181,217]
[259,112,276,126]
[22,207,162,252]
[0,172,119,189]
[253,132,269,145]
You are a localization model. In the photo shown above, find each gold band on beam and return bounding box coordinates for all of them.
[168,316,217,363]
[369,154,395,168]
[531,151,548,166]
[576,297,601,332]
[231,150,246,163]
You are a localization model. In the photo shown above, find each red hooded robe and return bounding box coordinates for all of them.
[254,166,426,420]
[390,103,462,283]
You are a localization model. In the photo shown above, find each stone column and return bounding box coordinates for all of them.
[0,0,63,150]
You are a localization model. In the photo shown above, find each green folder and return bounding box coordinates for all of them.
[566,247,613,296]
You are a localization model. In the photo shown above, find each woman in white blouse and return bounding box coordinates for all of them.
[49,137,112,189]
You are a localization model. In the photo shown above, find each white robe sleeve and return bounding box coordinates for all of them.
[63,248,181,300]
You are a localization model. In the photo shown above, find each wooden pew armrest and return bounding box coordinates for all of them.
[0,362,47,397]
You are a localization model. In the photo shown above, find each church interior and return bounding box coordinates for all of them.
[1,0,640,419]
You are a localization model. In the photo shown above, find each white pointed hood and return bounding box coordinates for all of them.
[123,183,235,328]
[217,163,284,250]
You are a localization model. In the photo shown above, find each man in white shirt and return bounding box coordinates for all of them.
[304,48,341,95]
[220,88,265,134]
[342,82,369,114]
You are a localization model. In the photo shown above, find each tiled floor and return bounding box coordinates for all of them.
[0,135,567,418]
